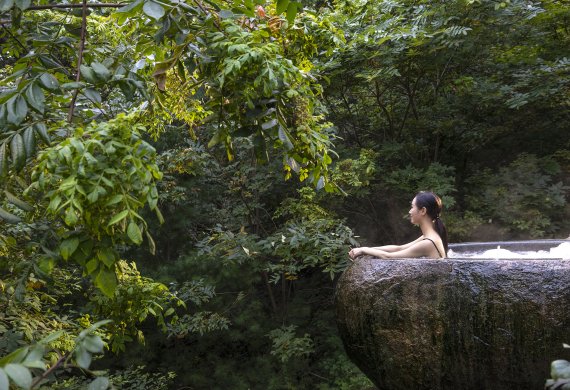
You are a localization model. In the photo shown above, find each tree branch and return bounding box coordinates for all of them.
[67,0,89,124]
[26,3,125,10]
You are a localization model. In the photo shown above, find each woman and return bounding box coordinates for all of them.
[349,191,448,260]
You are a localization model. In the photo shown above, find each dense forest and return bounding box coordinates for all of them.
[0,0,568,388]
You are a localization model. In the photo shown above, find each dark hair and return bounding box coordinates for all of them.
[415,191,448,255]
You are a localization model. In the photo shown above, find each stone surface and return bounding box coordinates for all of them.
[335,257,570,390]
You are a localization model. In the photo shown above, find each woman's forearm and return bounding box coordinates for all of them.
[361,247,390,258]
[371,245,400,252]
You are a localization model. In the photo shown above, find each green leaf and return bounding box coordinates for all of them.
[38,257,56,275]
[108,209,129,226]
[61,82,85,90]
[0,347,28,366]
[83,335,105,353]
[4,364,32,390]
[143,1,165,20]
[83,88,102,104]
[95,267,117,298]
[88,377,110,390]
[39,330,64,344]
[39,73,59,90]
[34,122,50,144]
[127,221,143,244]
[14,0,30,10]
[0,143,7,177]
[86,258,99,274]
[5,190,33,211]
[276,0,288,14]
[60,237,80,260]
[0,207,22,224]
[0,368,8,390]
[75,347,91,370]
[219,9,234,18]
[105,194,123,206]
[10,133,25,170]
[7,95,27,125]
[97,247,116,267]
[0,0,13,12]
[278,126,294,150]
[261,118,278,130]
[23,126,35,158]
[23,345,45,367]
[286,1,298,24]
[91,62,111,81]
[146,230,156,255]
[64,208,78,226]
[80,65,98,84]
[64,23,82,36]
[115,0,143,13]
[25,83,45,113]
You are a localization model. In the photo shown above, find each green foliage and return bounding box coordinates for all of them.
[1,0,569,388]
[267,325,314,363]
[88,261,182,353]
[330,149,377,195]
[383,162,457,208]
[0,321,110,390]
[108,366,176,390]
[466,154,568,237]
[29,114,162,296]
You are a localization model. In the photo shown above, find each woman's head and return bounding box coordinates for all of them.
[414,191,443,221]
[413,191,448,255]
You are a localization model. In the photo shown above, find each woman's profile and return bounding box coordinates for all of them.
[349,191,448,260]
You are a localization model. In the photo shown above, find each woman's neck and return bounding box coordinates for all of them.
[419,220,437,237]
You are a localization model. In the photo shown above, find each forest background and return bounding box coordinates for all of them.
[0,0,568,388]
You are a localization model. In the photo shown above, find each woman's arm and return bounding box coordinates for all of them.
[370,236,424,252]
[350,240,433,260]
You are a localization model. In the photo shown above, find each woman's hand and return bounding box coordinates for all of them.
[349,247,366,260]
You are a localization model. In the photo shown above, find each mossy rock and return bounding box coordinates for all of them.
[335,258,570,390]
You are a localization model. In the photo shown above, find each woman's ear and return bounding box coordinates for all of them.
[420,207,427,216]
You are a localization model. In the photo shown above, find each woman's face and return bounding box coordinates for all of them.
[409,197,424,225]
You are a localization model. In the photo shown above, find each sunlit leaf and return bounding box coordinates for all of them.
[127,221,143,244]
[276,0,288,14]
[143,1,165,20]
[108,209,129,226]
[95,267,117,298]
[60,237,80,260]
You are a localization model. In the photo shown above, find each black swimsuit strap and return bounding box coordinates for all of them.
[423,238,443,258]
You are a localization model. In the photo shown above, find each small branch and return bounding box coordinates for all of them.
[31,352,70,389]
[1,22,27,51]
[26,3,125,10]
[67,0,89,125]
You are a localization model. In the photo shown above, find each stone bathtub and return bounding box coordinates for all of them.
[335,240,570,390]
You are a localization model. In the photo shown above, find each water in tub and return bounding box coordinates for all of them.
[448,242,570,259]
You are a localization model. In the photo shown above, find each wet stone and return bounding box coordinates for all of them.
[335,257,570,390]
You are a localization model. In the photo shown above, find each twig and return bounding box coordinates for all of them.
[26,3,125,10]
[67,0,89,125]
[0,22,27,51]
[31,352,70,388]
